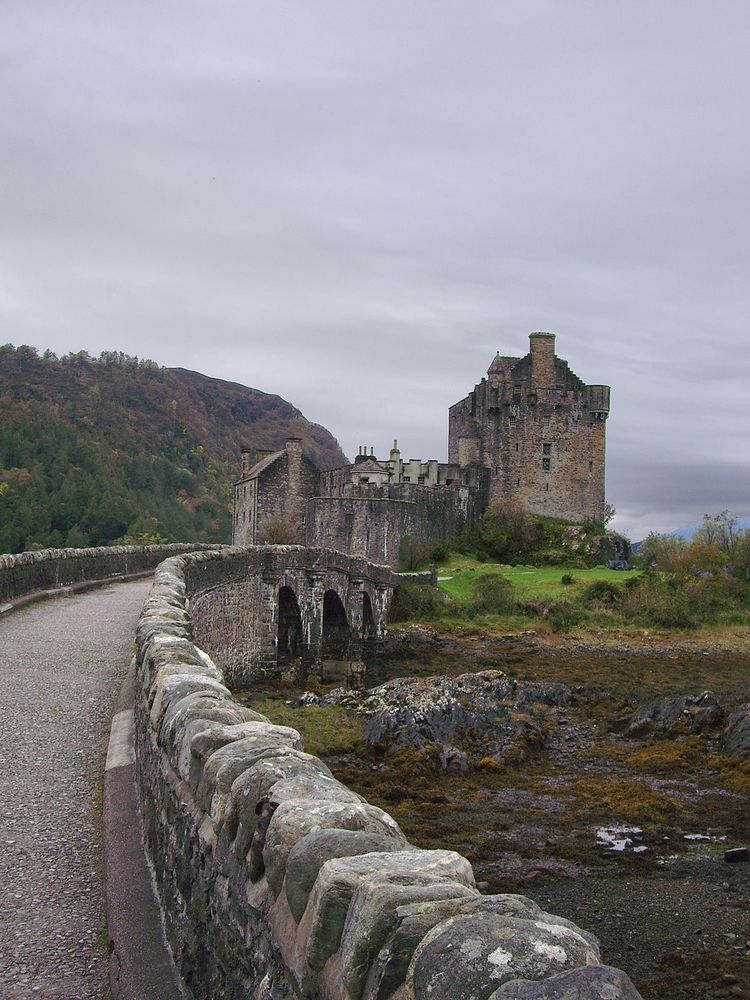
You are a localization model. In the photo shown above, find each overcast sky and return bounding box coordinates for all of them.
[3,1,749,539]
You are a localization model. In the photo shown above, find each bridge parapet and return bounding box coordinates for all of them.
[132,546,643,1000]
[0,542,221,607]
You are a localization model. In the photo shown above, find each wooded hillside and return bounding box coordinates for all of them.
[0,345,347,552]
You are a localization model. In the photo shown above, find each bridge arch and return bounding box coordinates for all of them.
[321,588,351,662]
[362,589,377,641]
[277,585,304,676]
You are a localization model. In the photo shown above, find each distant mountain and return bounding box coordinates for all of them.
[0,345,347,552]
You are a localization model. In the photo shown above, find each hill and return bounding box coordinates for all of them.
[0,345,347,552]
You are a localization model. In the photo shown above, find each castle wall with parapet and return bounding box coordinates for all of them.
[305,482,476,568]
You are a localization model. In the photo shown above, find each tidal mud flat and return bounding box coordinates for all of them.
[239,630,750,1000]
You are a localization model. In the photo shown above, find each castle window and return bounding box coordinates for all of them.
[403,476,410,483]
[545,482,549,492]
[509,415,516,427]
[542,443,551,456]
[515,443,519,452]
[542,458,551,471]
[589,461,593,472]
[360,476,369,483]
[544,415,551,429]
[513,386,521,401]
[517,478,521,488]
[418,475,425,484]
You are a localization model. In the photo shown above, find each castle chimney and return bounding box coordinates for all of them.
[529,332,556,388]
[241,448,253,476]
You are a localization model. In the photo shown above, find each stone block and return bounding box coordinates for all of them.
[489,965,643,999]
[407,910,600,999]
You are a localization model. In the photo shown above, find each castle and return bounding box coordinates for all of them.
[232,333,610,567]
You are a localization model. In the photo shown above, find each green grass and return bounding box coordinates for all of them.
[236,691,364,757]
[437,557,640,603]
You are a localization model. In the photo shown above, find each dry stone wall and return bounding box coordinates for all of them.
[134,548,644,1000]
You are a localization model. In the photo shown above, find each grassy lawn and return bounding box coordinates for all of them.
[437,556,641,603]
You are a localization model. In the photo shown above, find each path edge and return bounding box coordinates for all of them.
[0,569,156,617]
[103,658,186,1000]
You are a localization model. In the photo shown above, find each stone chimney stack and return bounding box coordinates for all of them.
[529,332,556,388]
[241,448,253,476]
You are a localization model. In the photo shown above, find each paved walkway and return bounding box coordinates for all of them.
[0,580,152,1000]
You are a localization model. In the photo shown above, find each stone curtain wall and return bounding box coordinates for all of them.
[184,546,394,687]
[133,548,643,1000]
[0,543,221,605]
[305,483,477,570]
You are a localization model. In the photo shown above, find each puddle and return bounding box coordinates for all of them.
[596,825,648,853]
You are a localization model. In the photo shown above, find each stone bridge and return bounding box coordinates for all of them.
[0,543,642,1000]
[182,546,397,687]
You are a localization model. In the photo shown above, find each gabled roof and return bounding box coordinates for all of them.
[351,459,390,475]
[244,449,284,481]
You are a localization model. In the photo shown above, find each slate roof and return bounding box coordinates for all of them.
[244,449,284,481]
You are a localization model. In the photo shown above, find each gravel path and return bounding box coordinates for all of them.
[0,580,152,1000]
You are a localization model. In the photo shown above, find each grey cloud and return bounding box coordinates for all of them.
[2,0,750,539]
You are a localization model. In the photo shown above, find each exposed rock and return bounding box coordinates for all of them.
[721,704,750,757]
[489,965,643,999]
[324,670,570,771]
[723,847,750,863]
[626,691,724,737]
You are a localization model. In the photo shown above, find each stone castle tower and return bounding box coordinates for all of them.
[448,333,610,522]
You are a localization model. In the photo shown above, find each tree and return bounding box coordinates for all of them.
[633,532,686,571]
[695,511,740,553]
[478,500,539,563]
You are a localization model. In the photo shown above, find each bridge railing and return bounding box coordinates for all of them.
[132,546,643,1000]
[0,543,222,606]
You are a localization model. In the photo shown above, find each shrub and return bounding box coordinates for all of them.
[622,576,696,628]
[545,601,585,632]
[582,579,624,607]
[477,500,540,563]
[431,543,450,563]
[560,573,574,586]
[398,537,433,571]
[258,518,297,544]
[518,600,583,631]
[468,573,515,614]
[389,582,458,622]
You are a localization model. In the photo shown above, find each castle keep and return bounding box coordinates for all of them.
[449,332,610,522]
[233,333,609,566]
